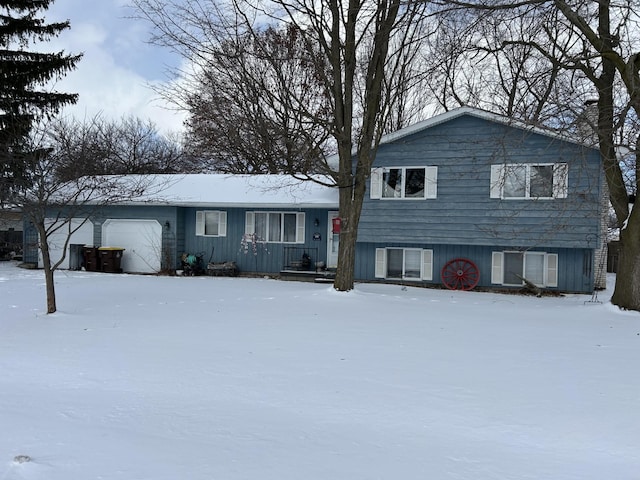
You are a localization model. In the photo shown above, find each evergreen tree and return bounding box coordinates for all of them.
[0,0,81,194]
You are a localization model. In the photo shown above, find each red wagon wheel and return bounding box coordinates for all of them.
[441,258,480,291]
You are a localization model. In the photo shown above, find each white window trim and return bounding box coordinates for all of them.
[195,210,227,237]
[491,251,503,284]
[422,249,433,281]
[523,251,546,286]
[545,253,558,287]
[490,163,568,200]
[244,211,305,244]
[375,247,433,281]
[370,166,438,200]
[491,250,559,288]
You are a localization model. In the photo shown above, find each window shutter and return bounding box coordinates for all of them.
[218,211,227,237]
[245,212,255,236]
[425,166,438,199]
[490,165,504,199]
[553,163,568,198]
[296,213,305,243]
[195,211,205,236]
[491,251,503,284]
[546,253,558,287]
[421,249,433,281]
[370,168,383,199]
[375,248,386,278]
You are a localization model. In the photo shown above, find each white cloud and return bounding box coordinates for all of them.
[42,2,187,134]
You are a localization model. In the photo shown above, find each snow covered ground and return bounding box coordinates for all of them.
[0,261,638,480]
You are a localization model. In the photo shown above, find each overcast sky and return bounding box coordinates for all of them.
[44,0,187,134]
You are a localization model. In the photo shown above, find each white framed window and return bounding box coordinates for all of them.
[245,212,305,243]
[490,163,568,199]
[195,211,227,237]
[370,166,438,199]
[491,251,558,287]
[375,248,433,281]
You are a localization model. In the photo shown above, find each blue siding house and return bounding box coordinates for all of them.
[354,107,606,293]
[23,175,340,276]
[23,107,606,293]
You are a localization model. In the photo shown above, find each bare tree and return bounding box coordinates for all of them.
[50,115,191,180]
[423,5,590,128]
[8,122,164,314]
[133,0,430,291]
[180,24,333,174]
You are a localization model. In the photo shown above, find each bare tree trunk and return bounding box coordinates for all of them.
[612,216,640,310]
[333,171,367,291]
[592,0,640,310]
[44,261,57,314]
[609,137,640,310]
[333,221,357,291]
[36,221,57,313]
[611,135,640,309]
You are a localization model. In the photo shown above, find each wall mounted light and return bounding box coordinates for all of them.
[314,218,320,227]
[164,221,171,230]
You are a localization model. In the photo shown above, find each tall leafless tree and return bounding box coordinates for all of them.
[423,5,590,127]
[180,25,333,174]
[133,0,430,291]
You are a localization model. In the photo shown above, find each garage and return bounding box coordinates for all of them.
[102,219,162,274]
[40,218,94,269]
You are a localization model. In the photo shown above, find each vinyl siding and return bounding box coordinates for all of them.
[181,207,330,274]
[28,204,333,274]
[358,115,603,250]
[355,242,594,293]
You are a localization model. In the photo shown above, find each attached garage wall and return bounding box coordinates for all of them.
[40,218,94,269]
[102,219,162,273]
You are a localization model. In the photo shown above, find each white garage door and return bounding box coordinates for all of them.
[40,218,94,269]
[102,219,162,274]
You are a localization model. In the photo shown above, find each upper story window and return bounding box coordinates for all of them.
[196,211,227,237]
[245,212,305,243]
[490,163,568,199]
[370,166,438,199]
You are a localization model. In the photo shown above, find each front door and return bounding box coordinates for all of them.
[327,211,339,268]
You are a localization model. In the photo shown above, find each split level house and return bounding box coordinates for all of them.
[23,107,607,293]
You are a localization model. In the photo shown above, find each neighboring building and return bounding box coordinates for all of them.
[22,107,606,293]
[0,209,22,259]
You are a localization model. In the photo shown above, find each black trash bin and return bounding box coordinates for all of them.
[82,246,100,272]
[98,247,125,273]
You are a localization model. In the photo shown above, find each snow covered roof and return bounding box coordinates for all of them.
[116,174,339,209]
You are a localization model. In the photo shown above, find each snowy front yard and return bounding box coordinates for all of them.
[0,261,638,479]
